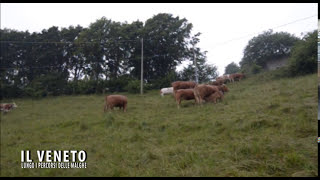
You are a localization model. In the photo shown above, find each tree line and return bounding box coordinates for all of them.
[0,13,218,99]
[2,12,316,99]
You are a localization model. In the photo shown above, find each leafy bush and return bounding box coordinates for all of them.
[0,84,24,99]
[24,73,67,98]
[251,63,263,74]
[125,80,141,94]
[24,86,46,98]
[78,80,97,94]
[106,75,135,92]
[269,67,290,79]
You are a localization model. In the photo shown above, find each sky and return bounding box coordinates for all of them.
[0,3,318,76]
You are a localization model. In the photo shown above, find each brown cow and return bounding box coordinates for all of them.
[204,91,224,104]
[171,81,197,98]
[230,73,245,83]
[175,89,196,109]
[194,84,220,105]
[104,95,128,112]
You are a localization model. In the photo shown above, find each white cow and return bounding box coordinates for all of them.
[160,87,174,97]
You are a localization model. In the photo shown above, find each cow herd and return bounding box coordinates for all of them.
[104,72,245,111]
[172,81,228,109]
[1,73,245,113]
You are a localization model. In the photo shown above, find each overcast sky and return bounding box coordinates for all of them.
[1,3,318,75]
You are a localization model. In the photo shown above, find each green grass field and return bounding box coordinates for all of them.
[0,72,318,177]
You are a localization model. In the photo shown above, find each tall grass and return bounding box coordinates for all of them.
[0,72,318,177]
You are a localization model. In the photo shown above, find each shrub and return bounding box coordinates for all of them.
[22,73,67,98]
[125,79,149,94]
[251,63,263,74]
[0,84,24,99]
[103,75,133,92]
[125,80,141,94]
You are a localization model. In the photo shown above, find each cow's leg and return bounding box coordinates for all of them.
[173,90,177,101]
[196,94,201,105]
[194,90,200,105]
[193,91,197,104]
[219,93,224,102]
[194,93,198,104]
[107,105,112,112]
[198,96,203,105]
[123,103,127,112]
[213,97,217,104]
[176,98,181,109]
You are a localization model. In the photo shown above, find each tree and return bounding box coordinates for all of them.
[0,29,31,88]
[76,17,113,81]
[288,30,317,76]
[76,18,143,81]
[179,32,218,83]
[60,25,85,82]
[115,20,144,79]
[138,13,193,82]
[30,26,70,96]
[180,62,218,83]
[0,29,33,98]
[34,26,67,78]
[240,29,299,72]
[179,46,218,83]
[224,62,240,74]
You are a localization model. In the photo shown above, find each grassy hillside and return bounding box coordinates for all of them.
[0,72,318,177]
